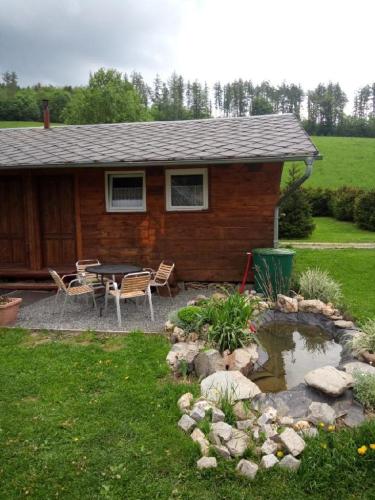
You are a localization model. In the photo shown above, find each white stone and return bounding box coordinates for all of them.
[191,428,206,443]
[262,423,278,438]
[277,294,298,313]
[236,419,254,431]
[279,416,294,426]
[194,349,225,379]
[233,401,254,421]
[307,402,336,425]
[278,454,301,471]
[304,365,354,396]
[252,426,260,440]
[226,429,250,457]
[236,459,258,479]
[208,430,222,446]
[197,438,210,456]
[261,438,278,455]
[178,414,196,433]
[257,406,277,426]
[301,427,319,438]
[343,361,375,376]
[293,420,310,431]
[225,345,259,376]
[212,444,231,459]
[334,320,355,329]
[197,457,217,470]
[164,320,174,332]
[279,428,306,457]
[193,399,214,412]
[211,407,226,423]
[190,406,206,422]
[201,370,261,403]
[177,392,193,413]
[210,421,233,442]
[260,454,279,469]
[166,342,200,372]
[298,299,325,314]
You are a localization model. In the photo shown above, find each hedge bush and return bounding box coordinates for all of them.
[305,187,334,216]
[354,190,375,231]
[331,186,363,221]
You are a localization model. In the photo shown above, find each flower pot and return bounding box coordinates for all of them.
[0,297,22,326]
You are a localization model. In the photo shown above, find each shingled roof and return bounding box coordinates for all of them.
[0,114,320,169]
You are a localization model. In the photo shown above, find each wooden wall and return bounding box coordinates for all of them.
[0,162,283,281]
[78,163,283,281]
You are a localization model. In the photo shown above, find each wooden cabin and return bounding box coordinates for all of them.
[0,114,319,287]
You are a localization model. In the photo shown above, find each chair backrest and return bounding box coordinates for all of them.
[49,268,67,292]
[120,272,151,295]
[155,261,175,283]
[76,259,100,282]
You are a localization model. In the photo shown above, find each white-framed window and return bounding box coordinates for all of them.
[165,168,208,211]
[105,171,146,212]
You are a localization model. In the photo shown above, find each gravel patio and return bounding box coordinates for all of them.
[13,287,210,333]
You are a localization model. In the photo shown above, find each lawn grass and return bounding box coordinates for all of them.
[0,121,59,128]
[282,136,375,189]
[294,249,375,321]
[0,329,374,499]
[284,217,375,243]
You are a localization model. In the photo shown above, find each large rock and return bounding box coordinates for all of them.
[177,392,194,413]
[261,438,278,455]
[201,370,261,403]
[194,349,225,379]
[226,429,250,457]
[307,402,336,425]
[298,299,326,314]
[225,345,259,376]
[166,342,200,373]
[279,428,305,456]
[211,407,225,423]
[304,366,354,396]
[343,361,375,376]
[334,320,355,329]
[197,457,217,470]
[277,294,298,313]
[236,459,258,479]
[278,454,301,471]
[212,444,231,459]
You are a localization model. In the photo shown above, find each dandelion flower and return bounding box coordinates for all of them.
[276,451,284,458]
[327,425,335,432]
[357,445,367,455]
[370,444,375,450]
[319,422,325,428]
[321,443,327,449]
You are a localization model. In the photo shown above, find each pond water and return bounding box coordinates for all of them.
[250,322,342,393]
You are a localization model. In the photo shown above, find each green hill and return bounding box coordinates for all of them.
[283,136,375,188]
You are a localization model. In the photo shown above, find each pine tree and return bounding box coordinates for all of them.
[279,165,315,239]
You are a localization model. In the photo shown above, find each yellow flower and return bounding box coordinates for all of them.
[327,425,335,432]
[370,444,375,450]
[321,443,327,449]
[276,451,284,458]
[319,422,325,428]
[357,445,368,455]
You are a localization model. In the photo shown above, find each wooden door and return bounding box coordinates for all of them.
[38,175,76,267]
[0,176,28,267]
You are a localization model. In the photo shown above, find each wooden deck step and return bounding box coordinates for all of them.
[0,282,57,291]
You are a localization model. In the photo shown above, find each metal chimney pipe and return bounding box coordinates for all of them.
[42,99,50,129]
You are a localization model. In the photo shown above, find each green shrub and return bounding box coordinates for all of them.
[177,306,202,324]
[305,187,334,216]
[331,186,363,221]
[353,372,375,409]
[354,190,375,231]
[279,165,315,239]
[299,267,342,305]
[351,319,375,355]
[205,292,254,352]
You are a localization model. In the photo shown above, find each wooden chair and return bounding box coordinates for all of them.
[49,268,97,320]
[144,261,175,298]
[76,259,106,289]
[104,271,154,327]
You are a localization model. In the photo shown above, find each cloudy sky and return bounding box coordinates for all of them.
[0,0,374,108]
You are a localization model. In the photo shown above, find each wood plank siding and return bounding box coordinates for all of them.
[0,162,283,281]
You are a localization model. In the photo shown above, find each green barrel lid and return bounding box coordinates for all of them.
[252,247,295,256]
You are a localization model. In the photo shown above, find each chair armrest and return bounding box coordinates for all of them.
[67,278,84,289]
[105,280,118,291]
[62,273,79,281]
[143,268,155,278]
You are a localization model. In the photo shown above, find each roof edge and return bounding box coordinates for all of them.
[0,154,322,170]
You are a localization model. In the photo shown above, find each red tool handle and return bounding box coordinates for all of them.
[239,252,252,294]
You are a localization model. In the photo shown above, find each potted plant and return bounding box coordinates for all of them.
[0,295,23,326]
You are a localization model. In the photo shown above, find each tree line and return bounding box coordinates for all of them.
[1,69,375,137]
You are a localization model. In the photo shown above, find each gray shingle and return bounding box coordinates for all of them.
[0,114,319,168]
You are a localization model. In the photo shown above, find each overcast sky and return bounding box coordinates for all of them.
[0,0,374,110]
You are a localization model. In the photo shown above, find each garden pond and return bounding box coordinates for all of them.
[250,322,343,392]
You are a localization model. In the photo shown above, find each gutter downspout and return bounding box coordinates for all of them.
[273,157,314,248]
